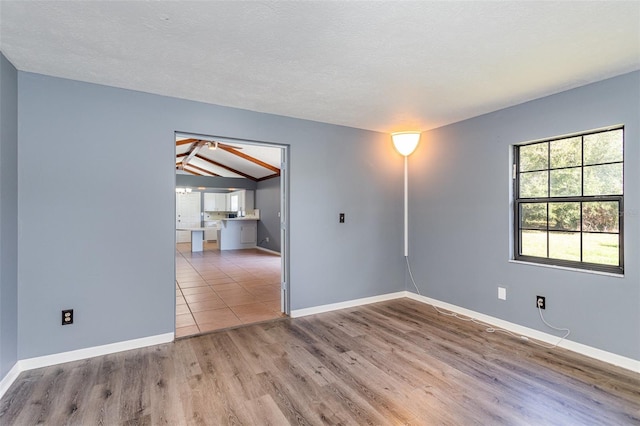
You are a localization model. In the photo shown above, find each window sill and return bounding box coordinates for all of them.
[508,260,624,278]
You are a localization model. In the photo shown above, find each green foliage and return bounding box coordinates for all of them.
[550,168,581,197]
[520,171,547,198]
[583,202,619,232]
[519,143,547,171]
[520,203,546,228]
[549,203,580,230]
[584,164,623,195]
[584,129,623,165]
[518,129,623,199]
[550,137,581,168]
[521,230,619,265]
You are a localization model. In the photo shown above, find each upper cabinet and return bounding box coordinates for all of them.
[203,190,253,212]
[204,193,229,212]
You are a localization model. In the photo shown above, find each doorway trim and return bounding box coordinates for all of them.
[174,131,291,317]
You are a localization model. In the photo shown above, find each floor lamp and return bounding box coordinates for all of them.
[392,131,421,257]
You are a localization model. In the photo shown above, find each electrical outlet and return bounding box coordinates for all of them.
[62,309,74,325]
[265,237,270,243]
[339,213,345,223]
[536,296,545,310]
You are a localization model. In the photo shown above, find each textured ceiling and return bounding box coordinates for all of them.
[1,1,639,133]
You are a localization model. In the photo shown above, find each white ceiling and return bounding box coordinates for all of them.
[1,1,639,133]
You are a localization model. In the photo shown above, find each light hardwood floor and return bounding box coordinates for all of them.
[1,298,639,425]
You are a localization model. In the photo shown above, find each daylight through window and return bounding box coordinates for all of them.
[513,127,624,274]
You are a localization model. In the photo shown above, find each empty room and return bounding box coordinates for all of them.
[1,1,639,424]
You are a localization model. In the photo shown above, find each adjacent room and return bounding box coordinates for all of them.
[174,135,286,337]
[1,2,638,424]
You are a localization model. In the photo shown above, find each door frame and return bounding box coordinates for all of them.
[174,131,290,316]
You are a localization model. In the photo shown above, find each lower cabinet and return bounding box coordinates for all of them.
[218,220,258,250]
[240,224,257,243]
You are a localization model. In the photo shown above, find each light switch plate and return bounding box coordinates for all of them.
[498,287,506,300]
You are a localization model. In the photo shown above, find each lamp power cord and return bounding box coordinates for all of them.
[405,256,570,349]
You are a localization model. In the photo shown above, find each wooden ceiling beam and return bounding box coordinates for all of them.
[195,154,258,181]
[176,164,204,176]
[257,172,281,182]
[183,163,220,177]
[176,138,198,146]
[218,145,280,174]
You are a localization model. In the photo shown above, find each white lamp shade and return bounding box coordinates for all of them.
[392,131,421,156]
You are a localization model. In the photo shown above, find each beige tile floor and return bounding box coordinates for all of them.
[175,241,284,338]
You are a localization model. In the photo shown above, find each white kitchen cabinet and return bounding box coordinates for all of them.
[240,223,257,243]
[203,193,229,212]
[203,193,215,211]
[215,193,228,211]
[218,219,258,250]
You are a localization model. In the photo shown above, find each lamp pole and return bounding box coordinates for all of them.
[391,131,421,258]
[403,155,409,257]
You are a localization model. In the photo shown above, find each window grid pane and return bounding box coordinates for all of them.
[514,127,623,273]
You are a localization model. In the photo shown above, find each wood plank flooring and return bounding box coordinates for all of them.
[2,298,639,425]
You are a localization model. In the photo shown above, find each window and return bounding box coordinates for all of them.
[513,127,624,274]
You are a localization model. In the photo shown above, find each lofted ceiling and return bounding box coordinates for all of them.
[175,137,281,181]
[0,1,639,134]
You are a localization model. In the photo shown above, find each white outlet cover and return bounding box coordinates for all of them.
[498,287,507,300]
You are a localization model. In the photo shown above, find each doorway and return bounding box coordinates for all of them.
[174,132,289,338]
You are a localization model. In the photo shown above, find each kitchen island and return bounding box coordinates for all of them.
[176,227,208,252]
[218,218,258,250]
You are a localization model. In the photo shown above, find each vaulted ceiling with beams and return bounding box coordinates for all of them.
[176,138,281,181]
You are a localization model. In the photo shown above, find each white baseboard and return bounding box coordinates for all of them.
[2,292,637,400]
[19,332,175,371]
[255,246,280,255]
[405,292,640,373]
[0,362,21,400]
[0,332,174,400]
[291,290,638,373]
[291,291,406,318]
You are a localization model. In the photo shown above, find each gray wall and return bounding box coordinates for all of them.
[16,72,405,359]
[409,71,639,360]
[0,53,19,379]
[256,176,281,252]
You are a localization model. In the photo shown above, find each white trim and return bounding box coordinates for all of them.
[405,292,640,373]
[3,291,637,399]
[291,292,405,318]
[516,124,624,146]
[0,362,21,400]
[508,259,624,278]
[18,332,174,372]
[255,246,281,256]
[291,291,639,373]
